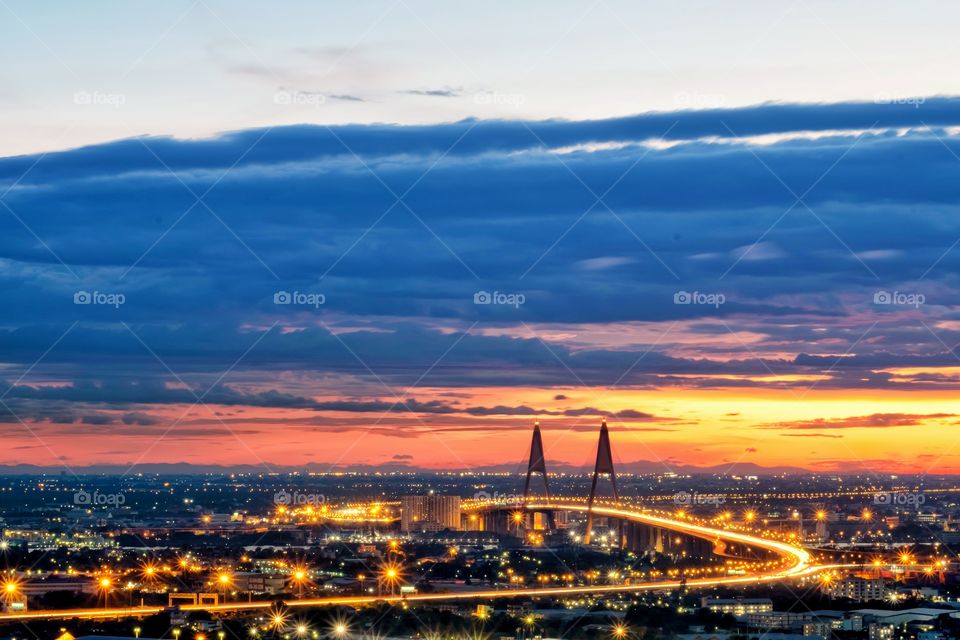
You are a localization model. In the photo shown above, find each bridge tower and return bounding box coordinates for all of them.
[584,418,619,545]
[522,420,551,501]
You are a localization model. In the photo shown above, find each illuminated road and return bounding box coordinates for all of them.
[0,502,820,623]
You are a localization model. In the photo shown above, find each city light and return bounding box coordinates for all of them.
[291,565,310,598]
[0,484,842,625]
[270,611,288,632]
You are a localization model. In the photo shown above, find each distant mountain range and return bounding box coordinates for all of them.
[0,459,830,476]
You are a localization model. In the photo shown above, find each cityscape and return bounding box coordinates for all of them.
[3,3,960,640]
[2,420,960,640]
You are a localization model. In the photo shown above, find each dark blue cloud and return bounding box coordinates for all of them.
[1,98,960,409]
[3,96,958,181]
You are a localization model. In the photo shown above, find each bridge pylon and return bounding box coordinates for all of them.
[522,420,551,501]
[521,420,556,531]
[584,418,619,545]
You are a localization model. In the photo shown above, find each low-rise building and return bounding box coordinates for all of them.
[701,597,773,617]
[824,576,887,602]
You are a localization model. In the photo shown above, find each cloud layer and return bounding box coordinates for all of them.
[4,98,960,470]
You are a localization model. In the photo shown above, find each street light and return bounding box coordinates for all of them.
[291,567,308,598]
[3,580,18,600]
[612,624,629,639]
[380,563,401,596]
[269,607,288,633]
[522,615,536,639]
[142,563,159,583]
[99,577,112,608]
[217,571,232,601]
[134,627,142,639]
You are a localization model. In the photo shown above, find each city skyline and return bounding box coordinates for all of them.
[6,6,960,640]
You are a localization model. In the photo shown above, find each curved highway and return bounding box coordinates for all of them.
[0,502,819,623]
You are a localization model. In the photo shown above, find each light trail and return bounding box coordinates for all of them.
[0,502,823,623]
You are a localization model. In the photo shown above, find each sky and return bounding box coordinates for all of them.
[2,1,960,475]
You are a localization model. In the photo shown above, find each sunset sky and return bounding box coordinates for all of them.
[3,2,960,474]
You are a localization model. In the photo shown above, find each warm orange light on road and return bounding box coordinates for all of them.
[0,502,827,624]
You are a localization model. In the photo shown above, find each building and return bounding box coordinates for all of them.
[400,495,461,532]
[802,623,832,639]
[746,612,814,630]
[701,597,773,617]
[868,623,894,640]
[230,572,287,594]
[854,609,953,626]
[0,593,27,613]
[20,576,97,596]
[824,576,887,603]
